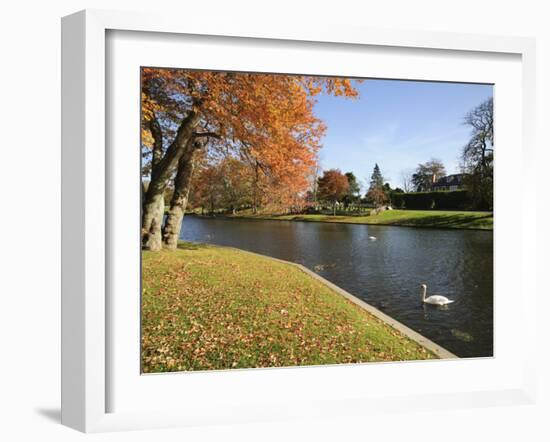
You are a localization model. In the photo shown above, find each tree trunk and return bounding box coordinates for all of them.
[141,116,166,251]
[141,180,145,219]
[251,160,259,214]
[141,105,202,250]
[162,141,198,249]
[142,194,165,250]
[149,117,164,169]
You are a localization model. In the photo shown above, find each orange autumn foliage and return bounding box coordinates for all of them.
[141,68,361,213]
[317,169,350,203]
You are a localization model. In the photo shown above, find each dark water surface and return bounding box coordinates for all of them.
[179,216,493,358]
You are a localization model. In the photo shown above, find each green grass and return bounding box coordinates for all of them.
[141,242,436,373]
[224,209,493,230]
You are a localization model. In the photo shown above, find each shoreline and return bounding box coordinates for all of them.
[232,246,457,360]
[188,209,493,231]
[141,242,446,372]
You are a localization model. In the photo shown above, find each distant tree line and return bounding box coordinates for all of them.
[396,97,493,210]
[154,92,493,226]
[309,164,404,215]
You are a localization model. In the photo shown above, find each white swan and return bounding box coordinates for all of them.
[420,284,454,305]
[368,236,376,240]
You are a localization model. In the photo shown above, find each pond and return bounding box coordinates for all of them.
[179,215,493,358]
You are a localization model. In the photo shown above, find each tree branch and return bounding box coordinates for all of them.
[193,131,220,139]
[149,113,164,179]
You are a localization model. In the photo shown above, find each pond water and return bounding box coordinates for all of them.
[179,216,493,358]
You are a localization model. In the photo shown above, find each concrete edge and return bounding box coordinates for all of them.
[235,247,458,360]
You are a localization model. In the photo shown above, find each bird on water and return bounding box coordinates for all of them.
[420,283,454,305]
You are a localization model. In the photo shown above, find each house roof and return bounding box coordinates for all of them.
[433,173,468,188]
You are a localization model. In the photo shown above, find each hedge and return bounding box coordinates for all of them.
[391,190,472,210]
[390,192,405,209]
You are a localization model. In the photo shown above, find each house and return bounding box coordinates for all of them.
[432,173,469,191]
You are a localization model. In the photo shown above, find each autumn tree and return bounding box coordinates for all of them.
[317,169,350,215]
[190,164,225,215]
[411,158,447,191]
[215,158,255,214]
[365,163,388,207]
[462,97,494,209]
[190,153,319,217]
[141,68,360,250]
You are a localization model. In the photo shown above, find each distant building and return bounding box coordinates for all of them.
[432,173,469,191]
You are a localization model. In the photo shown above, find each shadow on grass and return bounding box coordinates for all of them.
[383,214,493,229]
[177,241,212,251]
[195,212,493,230]
[268,214,493,229]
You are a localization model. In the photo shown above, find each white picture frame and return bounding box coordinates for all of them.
[61,9,537,433]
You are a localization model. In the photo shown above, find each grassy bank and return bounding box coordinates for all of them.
[223,209,493,230]
[142,242,436,373]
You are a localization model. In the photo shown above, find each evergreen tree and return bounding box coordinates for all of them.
[369,163,384,189]
[366,163,388,207]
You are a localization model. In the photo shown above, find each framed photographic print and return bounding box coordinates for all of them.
[61,9,537,432]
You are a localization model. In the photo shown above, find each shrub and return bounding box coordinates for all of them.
[402,192,436,209]
[390,192,405,209]
[432,190,471,210]
[395,190,472,210]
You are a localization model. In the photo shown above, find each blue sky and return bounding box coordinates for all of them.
[313,79,493,190]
